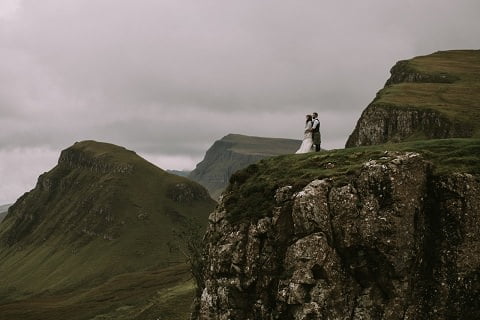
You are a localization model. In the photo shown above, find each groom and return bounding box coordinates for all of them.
[312,112,321,151]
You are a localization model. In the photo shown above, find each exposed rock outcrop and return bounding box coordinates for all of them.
[346,50,480,147]
[346,104,473,147]
[194,153,480,319]
[58,145,135,174]
[385,60,459,86]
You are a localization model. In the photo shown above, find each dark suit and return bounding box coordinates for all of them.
[312,118,321,151]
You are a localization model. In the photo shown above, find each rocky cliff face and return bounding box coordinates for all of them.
[189,134,300,199]
[194,152,480,319]
[346,104,473,147]
[346,50,480,147]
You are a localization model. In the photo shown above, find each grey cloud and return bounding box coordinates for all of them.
[4,1,415,111]
[1,0,480,203]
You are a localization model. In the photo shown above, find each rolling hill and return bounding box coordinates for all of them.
[0,141,216,319]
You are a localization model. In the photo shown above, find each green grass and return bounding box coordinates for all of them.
[374,50,480,137]
[224,138,480,222]
[409,50,480,80]
[0,141,216,319]
[0,265,195,320]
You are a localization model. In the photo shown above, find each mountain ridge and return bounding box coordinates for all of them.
[346,50,480,147]
[189,133,301,199]
[0,140,216,317]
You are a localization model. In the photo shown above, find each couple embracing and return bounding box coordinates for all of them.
[295,112,321,154]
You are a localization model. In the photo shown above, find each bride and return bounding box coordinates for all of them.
[295,114,314,154]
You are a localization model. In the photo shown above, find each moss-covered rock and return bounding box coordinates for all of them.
[194,142,480,319]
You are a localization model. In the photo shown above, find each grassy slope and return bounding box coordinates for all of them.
[0,141,216,319]
[0,205,10,223]
[225,138,480,222]
[0,265,195,320]
[375,50,480,137]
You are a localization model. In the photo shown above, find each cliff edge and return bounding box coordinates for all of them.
[194,139,480,319]
[346,50,480,147]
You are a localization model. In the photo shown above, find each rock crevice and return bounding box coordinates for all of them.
[194,153,480,319]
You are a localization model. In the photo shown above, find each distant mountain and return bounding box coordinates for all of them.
[189,134,301,199]
[167,169,192,177]
[0,204,11,223]
[192,51,480,319]
[0,140,216,319]
[347,50,480,147]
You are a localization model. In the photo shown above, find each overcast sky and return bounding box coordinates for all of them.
[0,0,479,204]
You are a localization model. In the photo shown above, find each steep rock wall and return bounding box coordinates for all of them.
[346,50,480,148]
[194,153,480,319]
[346,105,472,147]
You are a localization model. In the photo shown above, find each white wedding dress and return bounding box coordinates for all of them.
[295,121,313,154]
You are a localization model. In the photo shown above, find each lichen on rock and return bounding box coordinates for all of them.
[194,152,480,319]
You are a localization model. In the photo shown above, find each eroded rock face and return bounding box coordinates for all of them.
[345,51,479,148]
[59,147,135,174]
[194,153,480,319]
[345,105,473,148]
[385,60,459,86]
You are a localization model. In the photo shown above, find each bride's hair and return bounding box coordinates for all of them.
[306,114,312,124]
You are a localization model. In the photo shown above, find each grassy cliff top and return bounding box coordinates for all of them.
[69,140,137,155]
[404,50,480,80]
[375,50,480,136]
[224,138,480,222]
[60,140,163,170]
